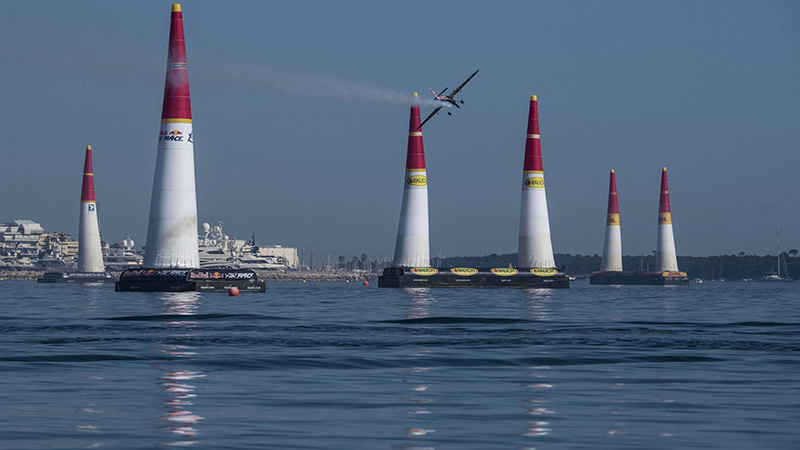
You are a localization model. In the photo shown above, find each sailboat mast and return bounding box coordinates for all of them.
[776,226,781,279]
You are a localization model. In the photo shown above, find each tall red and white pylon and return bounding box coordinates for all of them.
[143,3,199,268]
[77,145,105,273]
[600,169,623,271]
[518,95,556,269]
[392,93,430,268]
[656,167,679,272]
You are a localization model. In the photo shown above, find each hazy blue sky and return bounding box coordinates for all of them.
[1,0,798,259]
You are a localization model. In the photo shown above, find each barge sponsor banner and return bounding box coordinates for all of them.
[491,268,519,277]
[662,271,688,277]
[530,268,558,276]
[189,270,257,281]
[121,269,190,278]
[67,272,113,278]
[410,268,438,276]
[450,268,479,276]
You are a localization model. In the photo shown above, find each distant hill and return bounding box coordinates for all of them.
[440,253,799,280]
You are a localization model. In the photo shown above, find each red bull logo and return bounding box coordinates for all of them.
[159,129,185,142]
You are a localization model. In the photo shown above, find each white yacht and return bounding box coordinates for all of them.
[102,236,143,271]
[198,221,288,271]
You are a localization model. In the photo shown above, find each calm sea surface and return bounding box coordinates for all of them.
[1,280,798,449]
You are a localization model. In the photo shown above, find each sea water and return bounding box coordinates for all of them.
[0,280,798,449]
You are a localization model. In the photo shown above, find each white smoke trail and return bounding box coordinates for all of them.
[191,59,446,108]
[0,17,444,110]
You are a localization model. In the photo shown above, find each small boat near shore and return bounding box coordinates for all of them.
[755,226,792,282]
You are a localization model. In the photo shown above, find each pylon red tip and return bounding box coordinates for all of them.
[81,146,95,202]
[523,95,543,172]
[607,170,619,214]
[659,167,671,213]
[405,99,426,170]
[161,4,192,122]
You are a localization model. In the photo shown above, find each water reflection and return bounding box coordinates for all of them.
[73,374,103,447]
[159,370,205,441]
[403,288,436,319]
[522,365,555,438]
[521,291,555,443]
[77,282,106,316]
[71,284,107,446]
[524,289,554,321]
[155,293,205,448]
[393,288,436,450]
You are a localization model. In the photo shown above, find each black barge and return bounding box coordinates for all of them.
[115,268,266,292]
[589,271,689,285]
[38,272,115,283]
[378,267,570,288]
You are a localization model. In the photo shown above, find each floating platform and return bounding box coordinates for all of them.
[38,272,115,283]
[378,267,570,288]
[589,271,689,285]
[115,268,266,292]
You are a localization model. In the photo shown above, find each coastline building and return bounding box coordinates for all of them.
[0,220,44,259]
[1,220,82,269]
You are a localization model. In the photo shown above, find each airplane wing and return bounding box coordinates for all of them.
[417,106,443,130]
[437,87,448,96]
[447,69,479,98]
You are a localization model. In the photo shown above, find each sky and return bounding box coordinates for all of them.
[1,0,798,260]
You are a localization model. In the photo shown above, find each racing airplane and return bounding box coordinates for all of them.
[417,69,479,130]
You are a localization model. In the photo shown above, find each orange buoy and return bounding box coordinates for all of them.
[363,281,369,286]
[228,287,239,296]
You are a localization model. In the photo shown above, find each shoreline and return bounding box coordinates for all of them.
[0,269,377,282]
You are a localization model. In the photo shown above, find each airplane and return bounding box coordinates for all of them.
[417,69,479,130]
